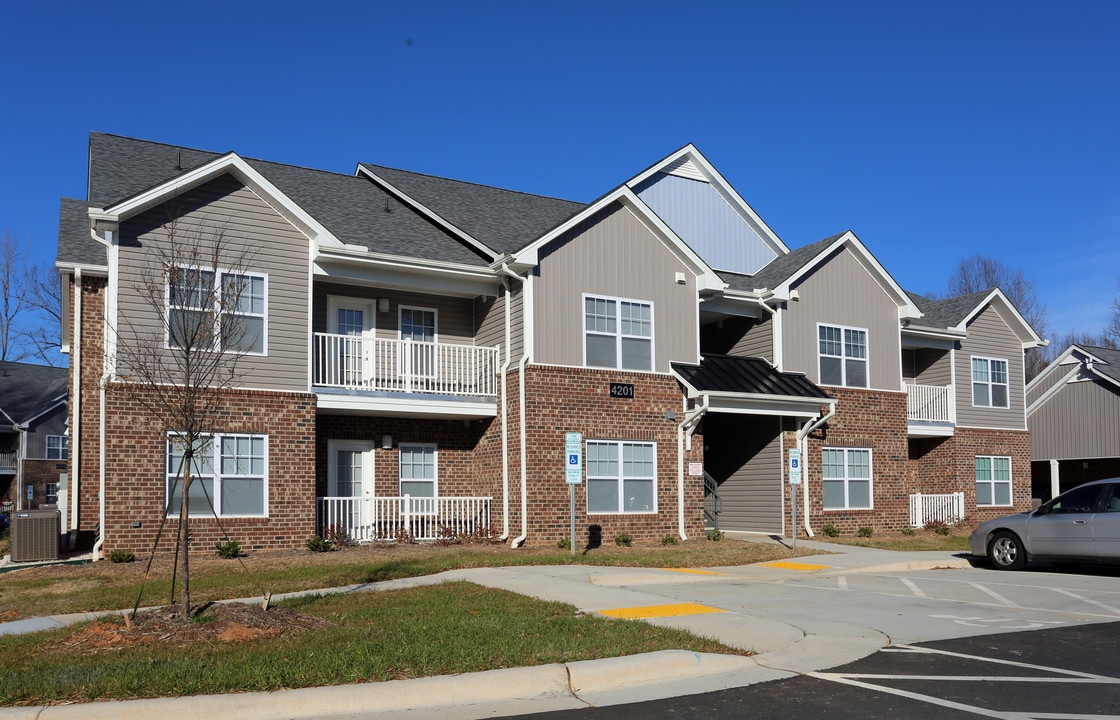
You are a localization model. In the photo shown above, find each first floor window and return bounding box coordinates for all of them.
[399,443,437,498]
[976,455,1011,506]
[822,447,872,510]
[45,482,59,504]
[584,295,653,371]
[46,435,68,460]
[586,440,656,514]
[166,434,267,517]
[972,357,1009,408]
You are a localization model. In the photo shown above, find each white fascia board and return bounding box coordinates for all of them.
[623,144,789,256]
[315,393,498,419]
[100,154,345,249]
[703,392,835,418]
[514,186,724,291]
[1026,363,1085,418]
[901,325,967,348]
[21,396,68,426]
[698,294,767,319]
[55,260,108,277]
[956,289,1046,349]
[355,165,500,263]
[314,248,500,298]
[1026,345,1082,393]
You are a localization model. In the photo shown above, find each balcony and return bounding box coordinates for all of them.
[313,333,500,418]
[0,451,16,473]
[316,495,493,543]
[905,383,955,436]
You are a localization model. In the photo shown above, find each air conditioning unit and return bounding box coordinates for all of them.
[10,509,60,562]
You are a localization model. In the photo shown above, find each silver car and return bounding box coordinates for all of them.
[970,478,1120,570]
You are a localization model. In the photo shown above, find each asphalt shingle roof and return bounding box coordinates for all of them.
[57,198,102,266]
[0,362,68,426]
[1076,345,1120,385]
[907,289,994,329]
[672,355,831,400]
[718,233,846,293]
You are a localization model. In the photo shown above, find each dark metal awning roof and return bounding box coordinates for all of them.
[672,355,834,417]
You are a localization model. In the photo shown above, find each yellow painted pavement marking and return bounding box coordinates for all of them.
[758,560,832,571]
[598,602,726,619]
[665,568,723,575]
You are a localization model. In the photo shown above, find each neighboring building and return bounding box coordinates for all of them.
[56,133,1044,557]
[0,362,69,517]
[1027,344,1120,501]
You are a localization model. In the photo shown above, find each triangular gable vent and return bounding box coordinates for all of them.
[663,158,707,182]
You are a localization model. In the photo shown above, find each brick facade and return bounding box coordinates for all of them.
[20,459,68,509]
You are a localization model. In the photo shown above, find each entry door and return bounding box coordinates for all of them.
[329,299,375,386]
[328,440,373,539]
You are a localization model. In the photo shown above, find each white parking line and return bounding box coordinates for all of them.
[969,581,1020,607]
[899,577,927,598]
[837,576,848,591]
[1051,588,1120,615]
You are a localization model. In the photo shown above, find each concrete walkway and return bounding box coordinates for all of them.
[0,541,977,720]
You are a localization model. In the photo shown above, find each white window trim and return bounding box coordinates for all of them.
[398,305,438,343]
[821,447,874,510]
[976,454,1013,507]
[817,323,869,388]
[582,293,656,372]
[45,482,59,504]
[164,264,269,356]
[326,439,374,497]
[398,442,438,498]
[165,432,269,518]
[971,356,1010,409]
[46,435,68,461]
[585,439,658,515]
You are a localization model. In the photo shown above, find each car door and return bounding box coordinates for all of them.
[1024,483,1105,560]
[1092,482,1120,561]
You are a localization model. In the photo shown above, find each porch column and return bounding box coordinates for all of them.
[1049,459,1060,499]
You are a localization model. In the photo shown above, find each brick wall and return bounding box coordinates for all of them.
[73,275,107,542]
[20,459,67,509]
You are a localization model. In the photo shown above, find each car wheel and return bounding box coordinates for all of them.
[987,530,1026,571]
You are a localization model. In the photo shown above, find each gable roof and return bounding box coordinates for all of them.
[719,234,845,293]
[908,288,1044,348]
[0,362,68,427]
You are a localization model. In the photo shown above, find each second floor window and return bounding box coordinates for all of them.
[46,435,68,460]
[167,266,267,354]
[972,357,1009,408]
[584,295,653,371]
[819,324,867,388]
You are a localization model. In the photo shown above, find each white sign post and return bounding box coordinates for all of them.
[788,449,801,547]
[565,432,582,555]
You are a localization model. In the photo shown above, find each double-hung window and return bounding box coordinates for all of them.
[971,357,1009,408]
[975,455,1011,506]
[167,266,267,354]
[818,324,868,388]
[822,447,872,510]
[584,295,653,371]
[46,435,68,460]
[166,433,267,517]
[586,440,656,514]
[399,443,437,514]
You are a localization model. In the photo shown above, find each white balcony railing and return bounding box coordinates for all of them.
[910,492,965,528]
[313,333,499,397]
[0,451,16,471]
[316,495,493,543]
[905,383,955,424]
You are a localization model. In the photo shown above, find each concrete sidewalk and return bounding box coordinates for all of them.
[0,541,976,720]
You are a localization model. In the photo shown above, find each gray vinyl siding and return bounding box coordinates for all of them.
[1027,361,1076,405]
[700,316,773,362]
[706,415,784,534]
[903,348,952,386]
[115,174,309,392]
[1029,378,1120,460]
[533,202,699,371]
[474,282,523,363]
[24,405,68,459]
[633,173,777,276]
[956,304,1026,430]
[312,283,476,344]
[782,248,901,390]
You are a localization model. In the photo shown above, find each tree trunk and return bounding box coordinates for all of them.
[180,453,191,619]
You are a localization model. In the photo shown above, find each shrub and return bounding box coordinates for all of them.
[323,525,353,548]
[306,536,334,553]
[462,526,502,544]
[661,534,679,546]
[435,525,461,547]
[857,526,873,538]
[821,524,840,538]
[925,518,953,535]
[706,529,724,542]
[901,526,916,536]
[935,525,951,536]
[394,527,417,544]
[214,539,241,559]
[557,538,571,550]
[108,549,135,563]
[614,533,632,547]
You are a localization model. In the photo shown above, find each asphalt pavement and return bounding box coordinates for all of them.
[5,538,1102,720]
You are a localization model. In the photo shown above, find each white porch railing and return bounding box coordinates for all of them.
[910,492,965,528]
[313,333,499,397]
[316,495,493,543]
[0,451,16,471]
[905,383,955,424]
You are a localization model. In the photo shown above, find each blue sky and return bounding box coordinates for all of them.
[3,1,1119,341]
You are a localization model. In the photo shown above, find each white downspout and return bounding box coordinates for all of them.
[498,277,513,541]
[70,268,82,539]
[87,227,112,559]
[498,264,529,548]
[677,394,708,540]
[93,371,109,561]
[796,403,836,538]
[753,295,780,368]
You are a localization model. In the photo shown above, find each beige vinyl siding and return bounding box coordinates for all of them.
[116,174,309,392]
[1030,379,1120,460]
[701,316,773,362]
[312,283,475,344]
[1027,361,1077,404]
[533,202,698,371]
[903,348,952,386]
[25,406,68,459]
[956,304,1026,429]
[475,282,523,363]
[704,415,783,533]
[782,248,901,390]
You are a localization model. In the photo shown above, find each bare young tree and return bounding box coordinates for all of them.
[0,230,32,362]
[1106,277,1120,345]
[947,255,1050,381]
[112,215,258,619]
